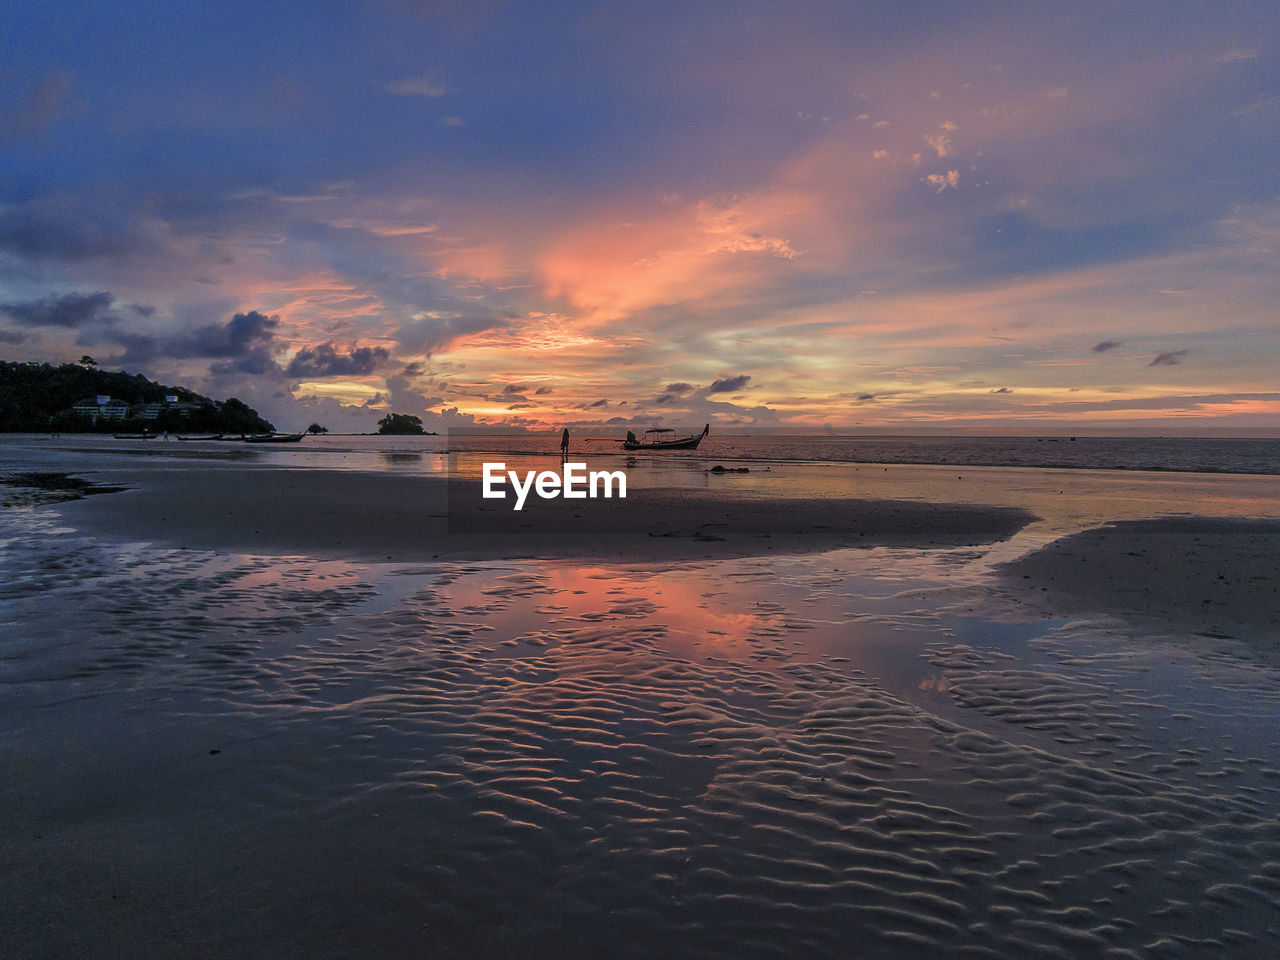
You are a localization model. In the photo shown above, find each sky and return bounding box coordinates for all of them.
[1,0,1278,435]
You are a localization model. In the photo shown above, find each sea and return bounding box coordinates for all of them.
[12,431,1276,477]
[448,432,1280,475]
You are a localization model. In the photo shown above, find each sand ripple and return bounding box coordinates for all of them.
[3,511,1279,959]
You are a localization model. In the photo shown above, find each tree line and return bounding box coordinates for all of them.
[0,359,274,434]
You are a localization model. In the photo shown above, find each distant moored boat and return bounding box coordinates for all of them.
[621,424,709,451]
[243,432,305,443]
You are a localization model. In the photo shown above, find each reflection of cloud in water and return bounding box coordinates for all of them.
[6,517,1280,958]
[431,562,777,660]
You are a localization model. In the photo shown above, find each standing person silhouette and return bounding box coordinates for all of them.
[560,427,570,457]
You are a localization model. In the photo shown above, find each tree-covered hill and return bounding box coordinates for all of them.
[0,359,274,434]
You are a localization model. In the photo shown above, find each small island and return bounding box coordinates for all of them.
[376,413,437,435]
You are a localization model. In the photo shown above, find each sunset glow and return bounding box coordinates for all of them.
[1,2,1276,434]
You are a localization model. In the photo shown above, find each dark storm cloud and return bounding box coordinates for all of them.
[654,393,678,405]
[1148,349,1189,367]
[706,374,751,394]
[0,290,116,327]
[285,342,390,378]
[190,310,280,358]
[664,382,694,395]
[109,310,280,368]
[1092,340,1122,353]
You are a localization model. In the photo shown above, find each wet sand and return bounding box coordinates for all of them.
[4,458,1280,959]
[998,516,1280,645]
[54,467,1037,560]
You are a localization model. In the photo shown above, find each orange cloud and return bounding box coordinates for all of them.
[535,189,823,324]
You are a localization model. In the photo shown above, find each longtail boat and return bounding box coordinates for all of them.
[621,424,709,451]
[243,432,305,444]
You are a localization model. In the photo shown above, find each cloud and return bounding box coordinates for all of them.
[394,308,511,355]
[534,386,554,395]
[385,75,447,97]
[1148,349,1189,366]
[0,71,74,138]
[855,393,876,402]
[0,196,160,263]
[285,342,391,378]
[925,170,960,192]
[696,197,800,259]
[990,387,1013,394]
[211,349,280,376]
[502,383,530,394]
[664,382,694,395]
[0,291,116,327]
[1092,340,1122,352]
[191,310,280,358]
[924,132,953,158]
[587,398,608,408]
[707,374,751,394]
[112,309,281,371]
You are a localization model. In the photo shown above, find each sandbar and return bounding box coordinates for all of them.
[52,466,1037,561]
[999,516,1280,644]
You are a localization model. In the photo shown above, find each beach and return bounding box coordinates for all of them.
[3,437,1280,958]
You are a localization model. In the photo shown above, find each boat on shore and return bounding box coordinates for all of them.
[622,424,709,451]
[176,434,223,441]
[243,432,305,444]
[112,433,154,439]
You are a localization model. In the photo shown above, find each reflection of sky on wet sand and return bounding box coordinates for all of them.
[5,464,1280,956]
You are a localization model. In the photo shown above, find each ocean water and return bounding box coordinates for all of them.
[449,433,1280,475]
[9,432,1277,481]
